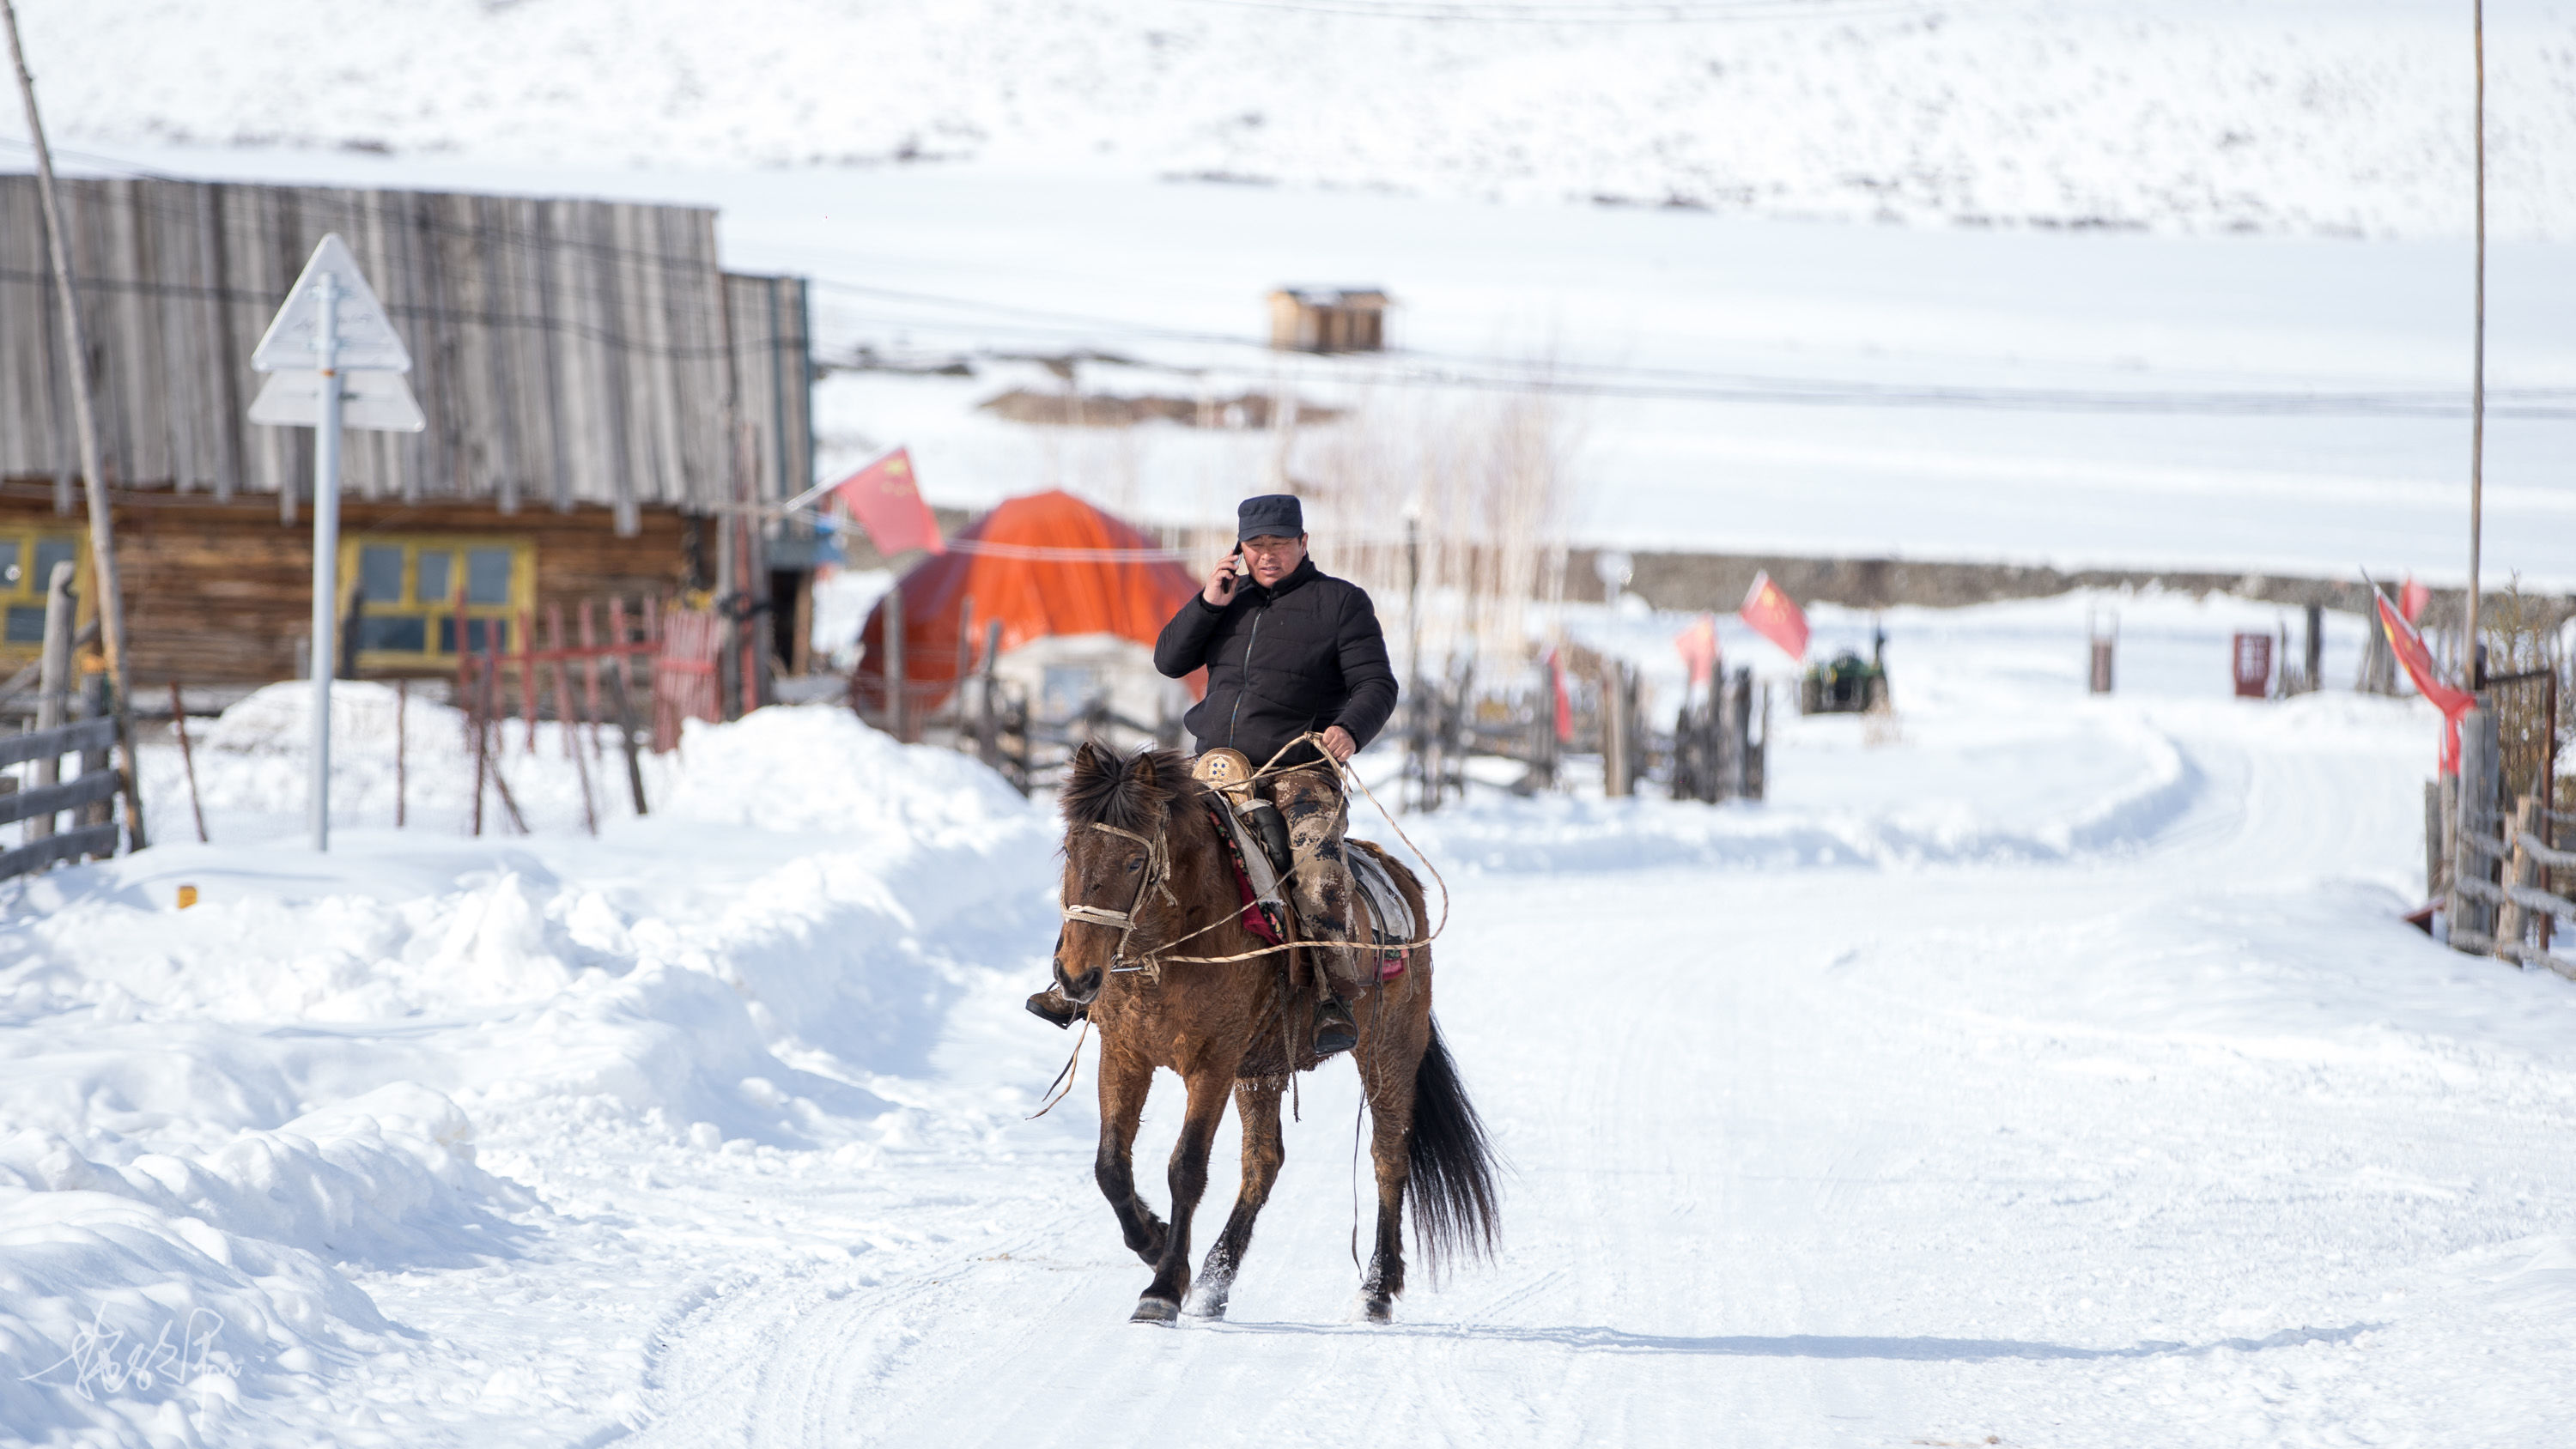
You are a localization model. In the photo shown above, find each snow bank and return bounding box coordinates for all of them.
[1,703,1054,1442]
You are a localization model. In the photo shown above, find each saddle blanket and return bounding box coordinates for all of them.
[1212,797,1416,979]
[1347,846,1418,980]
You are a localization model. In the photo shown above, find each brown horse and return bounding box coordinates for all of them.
[1053,742,1499,1323]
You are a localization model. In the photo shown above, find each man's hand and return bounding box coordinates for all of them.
[1201,553,1242,608]
[1318,725,1357,764]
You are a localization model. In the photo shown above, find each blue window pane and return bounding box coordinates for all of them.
[359,615,427,652]
[359,546,404,605]
[415,550,453,605]
[437,617,508,654]
[0,542,20,593]
[465,549,514,605]
[4,604,44,644]
[32,539,75,591]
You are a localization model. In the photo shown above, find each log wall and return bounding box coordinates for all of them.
[0,485,688,685]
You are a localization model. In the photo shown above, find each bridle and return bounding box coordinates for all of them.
[1060,821,1178,973]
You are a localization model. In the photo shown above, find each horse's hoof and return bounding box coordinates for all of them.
[1183,1289,1230,1321]
[1361,1294,1394,1324]
[1131,1296,1182,1324]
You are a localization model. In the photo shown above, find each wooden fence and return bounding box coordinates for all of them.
[0,717,122,879]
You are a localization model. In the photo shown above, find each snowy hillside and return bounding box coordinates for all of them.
[17,0,2576,239]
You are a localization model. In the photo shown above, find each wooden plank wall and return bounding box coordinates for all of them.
[0,175,811,529]
[0,487,690,684]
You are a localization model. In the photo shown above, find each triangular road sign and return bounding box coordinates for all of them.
[250,233,413,373]
[247,369,427,433]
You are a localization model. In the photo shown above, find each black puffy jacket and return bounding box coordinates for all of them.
[1153,557,1399,767]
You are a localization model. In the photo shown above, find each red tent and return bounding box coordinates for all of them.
[849,490,1204,717]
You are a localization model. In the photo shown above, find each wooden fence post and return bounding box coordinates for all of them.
[28,561,74,843]
[2496,793,2542,961]
[393,679,407,829]
[1601,660,1631,798]
[884,585,907,743]
[605,664,649,817]
[978,617,1003,771]
[170,682,208,843]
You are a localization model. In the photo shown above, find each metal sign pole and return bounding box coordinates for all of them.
[310,271,342,852]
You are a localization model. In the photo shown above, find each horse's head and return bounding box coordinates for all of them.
[1055,741,1194,1004]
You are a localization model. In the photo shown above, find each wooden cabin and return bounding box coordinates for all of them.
[0,175,814,688]
[1267,288,1390,354]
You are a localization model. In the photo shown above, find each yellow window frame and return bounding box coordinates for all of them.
[335,535,537,668]
[0,526,93,661]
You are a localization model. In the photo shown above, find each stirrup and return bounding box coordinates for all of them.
[1314,994,1357,1056]
[1026,987,1085,1031]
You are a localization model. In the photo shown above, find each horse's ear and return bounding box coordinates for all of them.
[1129,750,1158,790]
[1070,739,1105,782]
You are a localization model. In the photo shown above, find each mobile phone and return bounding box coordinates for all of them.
[1218,545,1242,596]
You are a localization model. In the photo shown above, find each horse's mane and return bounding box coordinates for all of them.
[1060,746,1199,834]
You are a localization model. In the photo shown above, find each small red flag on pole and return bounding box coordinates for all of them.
[2398,575,2432,624]
[832,448,944,557]
[2375,590,2476,773]
[1739,571,1809,662]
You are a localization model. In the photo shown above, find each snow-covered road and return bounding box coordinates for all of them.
[7,594,2574,1446]
[617,706,2576,1447]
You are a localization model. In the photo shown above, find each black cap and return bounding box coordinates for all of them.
[1237,494,1304,541]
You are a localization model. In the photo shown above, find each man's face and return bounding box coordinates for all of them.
[1242,534,1306,587]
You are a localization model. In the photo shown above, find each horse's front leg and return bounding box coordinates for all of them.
[1093,1042,1166,1266]
[1186,1080,1285,1321]
[1133,1065,1233,1323]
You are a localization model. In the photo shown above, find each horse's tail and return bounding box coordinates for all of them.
[1406,1016,1501,1273]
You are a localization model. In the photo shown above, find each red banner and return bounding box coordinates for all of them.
[833,448,944,557]
[2399,575,2431,624]
[1547,649,1574,743]
[1739,571,1809,661]
[1674,613,1720,688]
[2377,590,2476,773]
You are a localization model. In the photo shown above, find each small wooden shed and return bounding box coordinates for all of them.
[0,173,815,687]
[1267,288,1390,354]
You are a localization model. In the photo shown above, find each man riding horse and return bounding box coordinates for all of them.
[1029,493,1397,1056]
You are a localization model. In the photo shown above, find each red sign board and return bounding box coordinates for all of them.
[2231,633,2273,698]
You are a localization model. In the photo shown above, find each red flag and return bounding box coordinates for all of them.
[1674,614,1719,688]
[2376,590,2476,773]
[833,448,944,557]
[2399,575,2431,624]
[1739,571,1809,661]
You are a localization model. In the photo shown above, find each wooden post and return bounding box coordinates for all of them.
[480,646,527,834]
[884,584,907,742]
[2451,706,2496,949]
[1601,660,1631,798]
[28,560,73,842]
[605,663,649,817]
[5,0,146,852]
[579,599,604,759]
[519,609,538,753]
[955,597,976,731]
[2496,794,2542,963]
[393,678,408,829]
[169,682,208,844]
[978,617,1003,771]
[2304,603,2324,695]
[550,607,597,834]
[469,656,489,838]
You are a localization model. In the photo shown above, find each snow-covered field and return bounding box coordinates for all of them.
[7,592,2574,1446]
[17,0,2576,240]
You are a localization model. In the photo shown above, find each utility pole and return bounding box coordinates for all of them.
[2466,0,2487,688]
[4,0,147,851]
